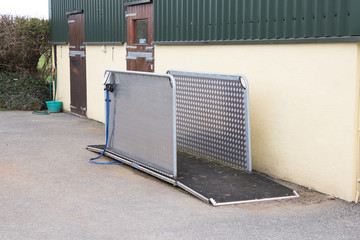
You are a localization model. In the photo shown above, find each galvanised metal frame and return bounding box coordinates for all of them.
[209,191,299,206]
[169,70,252,171]
[86,145,177,185]
[104,69,251,174]
[103,69,251,176]
[87,70,299,206]
[105,70,177,178]
[87,144,299,206]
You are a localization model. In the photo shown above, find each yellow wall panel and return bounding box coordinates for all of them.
[55,45,71,112]
[85,45,126,122]
[155,43,359,201]
[54,42,360,201]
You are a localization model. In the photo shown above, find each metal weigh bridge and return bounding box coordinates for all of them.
[87,70,298,206]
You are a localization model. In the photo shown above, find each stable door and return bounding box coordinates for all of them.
[126,3,154,72]
[68,13,87,116]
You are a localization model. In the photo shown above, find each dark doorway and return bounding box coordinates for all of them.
[68,13,87,116]
[126,3,154,72]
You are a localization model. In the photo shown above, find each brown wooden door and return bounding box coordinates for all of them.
[68,13,87,116]
[126,3,154,72]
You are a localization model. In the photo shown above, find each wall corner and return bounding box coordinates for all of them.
[354,43,360,203]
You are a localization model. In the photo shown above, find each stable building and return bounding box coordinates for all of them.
[49,0,360,202]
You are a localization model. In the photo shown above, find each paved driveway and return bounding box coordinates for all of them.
[1,111,359,240]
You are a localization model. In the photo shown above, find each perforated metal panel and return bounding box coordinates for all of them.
[169,70,251,171]
[106,70,177,178]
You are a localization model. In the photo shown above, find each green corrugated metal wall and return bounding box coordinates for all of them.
[49,0,126,44]
[49,0,71,43]
[153,0,360,44]
[125,0,152,6]
[84,0,125,44]
[50,0,360,44]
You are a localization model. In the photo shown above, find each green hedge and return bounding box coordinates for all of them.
[0,72,49,111]
[0,15,51,111]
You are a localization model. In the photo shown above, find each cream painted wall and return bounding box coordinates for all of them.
[54,42,359,201]
[54,44,126,122]
[55,45,71,112]
[86,45,126,122]
[355,43,360,202]
[155,43,359,201]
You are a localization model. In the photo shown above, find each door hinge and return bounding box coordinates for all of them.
[69,50,85,57]
[70,105,77,109]
[126,45,137,49]
[126,51,152,60]
[125,13,137,18]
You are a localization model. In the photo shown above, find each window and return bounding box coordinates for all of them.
[135,19,148,44]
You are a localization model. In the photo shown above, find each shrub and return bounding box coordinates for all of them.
[0,15,51,110]
[0,72,49,110]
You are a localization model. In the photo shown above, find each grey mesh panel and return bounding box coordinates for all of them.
[169,70,251,171]
[107,70,177,178]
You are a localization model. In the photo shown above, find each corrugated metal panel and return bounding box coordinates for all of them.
[124,0,152,6]
[49,0,72,43]
[50,0,360,44]
[154,0,360,44]
[349,0,360,35]
[50,0,126,44]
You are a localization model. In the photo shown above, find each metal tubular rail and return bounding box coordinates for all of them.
[106,70,177,178]
[168,70,252,171]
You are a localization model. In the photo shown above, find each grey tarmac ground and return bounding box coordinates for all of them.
[1,111,360,240]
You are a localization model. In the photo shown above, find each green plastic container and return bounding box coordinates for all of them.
[46,101,62,113]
